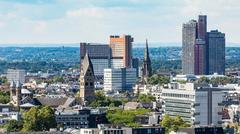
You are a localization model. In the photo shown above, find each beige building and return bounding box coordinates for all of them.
[79,53,95,104]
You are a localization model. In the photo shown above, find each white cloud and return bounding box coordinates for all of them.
[0,0,240,44]
[34,21,48,32]
[0,21,6,28]
[66,8,106,18]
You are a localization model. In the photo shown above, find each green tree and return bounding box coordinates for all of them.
[53,76,64,83]
[198,76,210,83]
[160,115,189,133]
[90,91,123,107]
[147,76,170,85]
[0,91,10,104]
[4,120,23,132]
[106,108,150,127]
[137,94,155,103]
[0,77,8,85]
[38,106,56,131]
[22,106,56,132]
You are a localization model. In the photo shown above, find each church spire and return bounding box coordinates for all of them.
[141,39,152,83]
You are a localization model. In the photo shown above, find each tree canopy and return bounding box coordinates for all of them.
[0,91,10,104]
[106,108,150,127]
[89,91,122,108]
[160,114,189,133]
[137,94,155,103]
[21,106,56,132]
[147,75,170,85]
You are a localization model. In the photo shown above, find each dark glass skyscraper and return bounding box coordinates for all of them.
[207,30,225,75]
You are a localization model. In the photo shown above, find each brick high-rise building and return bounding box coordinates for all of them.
[109,35,133,68]
[182,15,208,75]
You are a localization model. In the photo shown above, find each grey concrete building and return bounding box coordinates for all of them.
[182,20,198,74]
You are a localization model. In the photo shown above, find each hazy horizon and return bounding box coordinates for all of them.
[0,42,239,48]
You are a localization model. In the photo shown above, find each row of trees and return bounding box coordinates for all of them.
[199,76,240,85]
[147,75,170,85]
[89,91,123,108]
[160,114,189,133]
[106,108,150,127]
[4,106,56,132]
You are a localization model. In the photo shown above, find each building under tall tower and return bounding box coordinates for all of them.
[80,43,111,79]
[207,30,225,75]
[79,53,95,104]
[109,35,133,68]
[141,39,152,81]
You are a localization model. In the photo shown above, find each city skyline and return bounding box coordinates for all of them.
[0,0,240,46]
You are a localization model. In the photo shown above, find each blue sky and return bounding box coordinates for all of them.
[0,0,240,46]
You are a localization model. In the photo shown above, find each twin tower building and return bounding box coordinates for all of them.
[182,15,225,75]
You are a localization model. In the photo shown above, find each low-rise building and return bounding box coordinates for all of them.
[104,68,136,92]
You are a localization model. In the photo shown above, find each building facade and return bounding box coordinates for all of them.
[182,20,198,74]
[207,30,225,75]
[182,15,225,75]
[55,109,90,129]
[132,58,139,78]
[110,35,134,68]
[104,68,136,92]
[80,43,111,79]
[7,69,26,84]
[79,53,95,104]
[162,82,224,126]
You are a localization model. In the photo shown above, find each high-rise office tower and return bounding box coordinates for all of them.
[80,43,111,79]
[195,15,207,75]
[207,30,225,75]
[109,35,133,68]
[79,53,95,104]
[195,39,207,75]
[182,15,208,75]
[182,20,198,74]
[141,39,152,79]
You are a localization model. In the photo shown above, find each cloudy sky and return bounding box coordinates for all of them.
[0,0,239,46]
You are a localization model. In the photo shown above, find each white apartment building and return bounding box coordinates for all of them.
[162,82,225,126]
[104,68,136,92]
[7,69,26,83]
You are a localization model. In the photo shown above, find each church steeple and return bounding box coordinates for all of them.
[142,39,152,82]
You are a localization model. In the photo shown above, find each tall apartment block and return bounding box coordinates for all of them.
[80,43,111,79]
[7,69,26,84]
[109,35,134,68]
[207,30,225,75]
[182,15,225,75]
